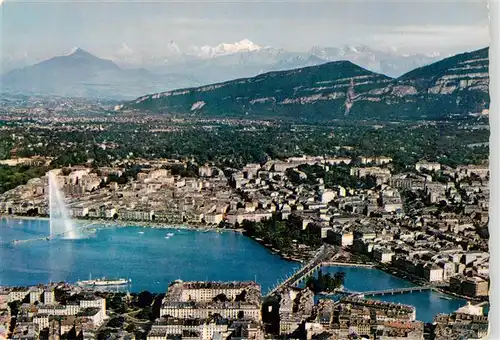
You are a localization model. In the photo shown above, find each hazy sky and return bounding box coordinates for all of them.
[0,0,491,64]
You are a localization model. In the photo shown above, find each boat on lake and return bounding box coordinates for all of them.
[439,296,452,301]
[77,274,131,287]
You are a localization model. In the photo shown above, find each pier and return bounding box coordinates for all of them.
[4,222,100,246]
[11,237,50,245]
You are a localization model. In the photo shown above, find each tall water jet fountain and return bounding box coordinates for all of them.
[48,171,78,239]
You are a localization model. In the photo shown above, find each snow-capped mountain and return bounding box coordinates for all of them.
[308,44,442,77]
[191,39,263,59]
[1,41,446,99]
[144,41,442,79]
[155,42,442,82]
[106,41,186,69]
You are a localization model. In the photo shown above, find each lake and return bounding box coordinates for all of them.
[0,218,466,322]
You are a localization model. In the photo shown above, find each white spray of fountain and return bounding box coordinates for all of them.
[48,171,78,239]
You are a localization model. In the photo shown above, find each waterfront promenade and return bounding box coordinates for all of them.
[3,215,244,235]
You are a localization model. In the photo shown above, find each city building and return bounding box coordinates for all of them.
[160,281,262,322]
[450,276,489,297]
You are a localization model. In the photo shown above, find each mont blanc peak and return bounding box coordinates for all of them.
[196,39,262,58]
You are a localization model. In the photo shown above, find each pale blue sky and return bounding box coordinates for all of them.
[0,0,490,64]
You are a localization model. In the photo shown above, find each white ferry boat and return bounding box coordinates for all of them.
[77,275,131,287]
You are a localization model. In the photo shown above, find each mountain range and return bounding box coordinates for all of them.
[1,41,445,99]
[0,49,200,100]
[150,41,443,82]
[122,47,489,121]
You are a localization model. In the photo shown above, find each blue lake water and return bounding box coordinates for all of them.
[320,266,416,292]
[0,218,466,322]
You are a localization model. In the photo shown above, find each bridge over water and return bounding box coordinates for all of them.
[320,283,449,298]
[264,244,449,298]
[360,284,448,297]
[322,261,374,268]
[265,244,348,297]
